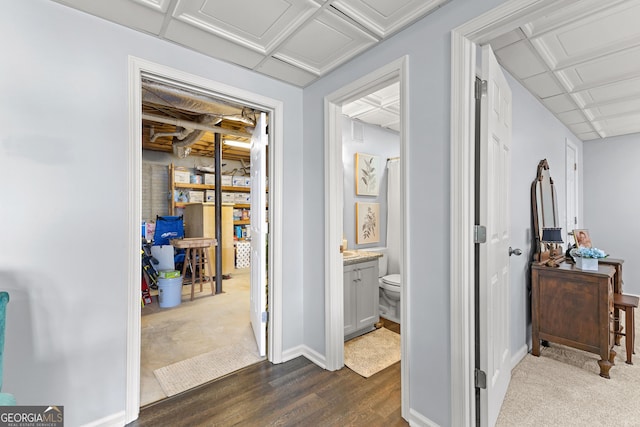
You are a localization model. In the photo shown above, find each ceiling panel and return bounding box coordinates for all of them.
[275,9,376,75]
[255,57,319,86]
[332,0,448,38]
[557,109,588,125]
[575,76,640,105]
[54,0,167,34]
[531,1,640,68]
[164,18,266,68]
[585,98,640,119]
[521,72,564,98]
[172,0,319,53]
[494,40,547,80]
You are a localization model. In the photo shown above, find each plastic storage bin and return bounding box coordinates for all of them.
[158,276,182,308]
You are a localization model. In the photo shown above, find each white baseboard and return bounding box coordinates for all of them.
[281,345,327,370]
[81,411,125,427]
[408,408,441,427]
[511,344,529,370]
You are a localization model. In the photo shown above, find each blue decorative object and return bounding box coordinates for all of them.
[570,247,608,259]
[0,292,16,405]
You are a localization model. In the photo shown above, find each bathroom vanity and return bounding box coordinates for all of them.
[343,251,381,341]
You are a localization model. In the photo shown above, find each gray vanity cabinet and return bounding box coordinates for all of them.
[344,259,379,340]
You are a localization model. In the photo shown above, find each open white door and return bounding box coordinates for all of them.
[479,44,512,427]
[250,112,267,357]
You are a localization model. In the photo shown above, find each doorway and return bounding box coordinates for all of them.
[566,138,579,236]
[450,0,567,425]
[324,57,409,417]
[126,57,284,423]
[138,79,269,406]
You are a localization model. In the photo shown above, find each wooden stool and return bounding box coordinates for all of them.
[614,293,639,365]
[170,238,217,301]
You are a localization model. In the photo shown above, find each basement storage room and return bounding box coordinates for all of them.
[139,79,269,406]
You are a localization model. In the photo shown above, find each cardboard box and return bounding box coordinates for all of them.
[188,191,204,203]
[205,190,215,202]
[234,193,251,203]
[232,176,251,187]
[204,173,215,185]
[222,192,235,203]
[222,175,233,186]
[174,170,190,183]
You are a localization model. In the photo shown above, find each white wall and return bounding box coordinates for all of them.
[301,1,507,424]
[584,133,640,296]
[505,71,583,359]
[0,1,303,425]
[342,116,399,251]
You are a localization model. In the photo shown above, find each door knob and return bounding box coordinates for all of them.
[509,247,522,256]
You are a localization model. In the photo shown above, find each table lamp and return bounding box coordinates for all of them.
[542,227,563,267]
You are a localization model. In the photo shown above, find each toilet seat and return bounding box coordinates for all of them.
[380,273,401,291]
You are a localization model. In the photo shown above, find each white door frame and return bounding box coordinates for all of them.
[450,0,575,425]
[566,138,579,233]
[125,57,284,423]
[324,56,409,417]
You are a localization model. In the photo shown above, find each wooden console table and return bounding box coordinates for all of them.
[531,260,616,378]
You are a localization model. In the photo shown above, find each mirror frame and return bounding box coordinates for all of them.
[531,159,560,261]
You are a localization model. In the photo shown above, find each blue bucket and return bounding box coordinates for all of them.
[158,276,182,308]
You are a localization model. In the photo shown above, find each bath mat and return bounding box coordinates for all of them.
[153,346,263,397]
[344,328,400,378]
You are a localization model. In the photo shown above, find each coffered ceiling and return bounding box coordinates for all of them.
[488,0,640,141]
[51,0,449,87]
[342,82,400,132]
[52,0,640,141]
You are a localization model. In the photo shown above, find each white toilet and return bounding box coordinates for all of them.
[376,248,401,324]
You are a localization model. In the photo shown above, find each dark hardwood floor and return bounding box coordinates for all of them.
[130,320,405,427]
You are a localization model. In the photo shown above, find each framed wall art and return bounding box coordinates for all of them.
[356,202,379,244]
[355,152,379,196]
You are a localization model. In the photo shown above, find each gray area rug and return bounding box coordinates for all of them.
[154,345,262,397]
[497,319,640,425]
[344,328,400,378]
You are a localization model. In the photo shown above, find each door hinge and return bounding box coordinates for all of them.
[574,162,577,171]
[475,368,487,389]
[474,225,487,244]
[262,311,269,323]
[475,80,488,99]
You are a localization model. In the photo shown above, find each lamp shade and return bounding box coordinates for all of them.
[541,227,563,243]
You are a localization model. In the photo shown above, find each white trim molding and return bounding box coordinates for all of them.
[324,56,409,417]
[126,56,284,424]
[450,1,573,425]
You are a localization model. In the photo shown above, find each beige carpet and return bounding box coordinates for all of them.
[154,345,263,397]
[497,320,640,426]
[344,328,400,378]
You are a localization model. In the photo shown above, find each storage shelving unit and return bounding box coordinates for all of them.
[168,163,251,228]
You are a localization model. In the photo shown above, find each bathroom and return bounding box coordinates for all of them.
[341,91,401,327]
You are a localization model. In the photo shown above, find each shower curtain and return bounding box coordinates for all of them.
[386,158,400,274]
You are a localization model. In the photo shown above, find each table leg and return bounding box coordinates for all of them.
[626,308,634,364]
[598,357,613,379]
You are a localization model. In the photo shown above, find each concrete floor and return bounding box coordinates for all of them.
[140,267,261,406]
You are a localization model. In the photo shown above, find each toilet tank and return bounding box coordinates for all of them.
[365,247,387,277]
